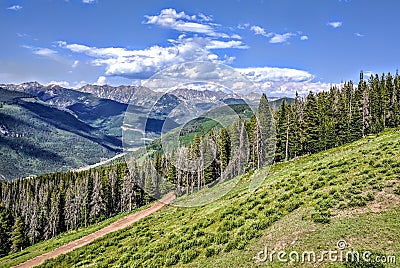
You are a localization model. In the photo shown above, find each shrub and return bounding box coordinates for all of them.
[278,193,290,202]
[365,192,375,201]
[164,252,179,266]
[286,200,303,212]
[332,191,344,201]
[224,239,238,252]
[264,207,277,216]
[338,202,347,209]
[311,209,331,224]
[217,219,235,232]
[312,181,325,190]
[317,198,335,210]
[372,184,384,191]
[348,195,367,207]
[394,187,400,195]
[244,211,257,219]
[204,246,219,257]
[194,230,204,237]
[214,232,229,244]
[180,249,198,264]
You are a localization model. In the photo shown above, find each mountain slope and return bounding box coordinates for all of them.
[0,89,119,179]
[30,127,400,267]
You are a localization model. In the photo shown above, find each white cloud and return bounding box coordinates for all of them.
[237,23,250,29]
[300,35,309,40]
[205,40,248,49]
[82,0,96,3]
[22,45,59,58]
[268,81,331,96]
[72,60,79,68]
[363,71,374,77]
[58,33,248,79]
[34,48,58,56]
[144,8,233,38]
[250,25,265,35]
[55,9,246,79]
[16,33,29,38]
[269,33,294,44]
[237,67,314,83]
[7,5,22,11]
[236,67,331,96]
[47,81,70,87]
[198,13,213,22]
[327,21,343,28]
[59,37,228,78]
[354,32,365,37]
[230,34,242,40]
[250,25,272,37]
[95,76,107,85]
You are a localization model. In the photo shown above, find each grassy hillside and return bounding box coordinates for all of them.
[26,127,400,267]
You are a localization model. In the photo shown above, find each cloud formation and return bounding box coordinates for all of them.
[58,36,241,78]
[144,8,234,39]
[269,33,294,44]
[244,24,299,44]
[58,7,248,81]
[95,76,107,85]
[47,81,70,87]
[250,25,272,37]
[7,5,22,11]
[327,21,343,28]
[48,9,329,96]
[236,67,331,96]
[72,60,79,68]
[22,45,58,58]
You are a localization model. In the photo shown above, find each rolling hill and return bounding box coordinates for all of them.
[3,127,398,267]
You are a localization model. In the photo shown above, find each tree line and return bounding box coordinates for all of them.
[0,163,153,256]
[274,71,400,161]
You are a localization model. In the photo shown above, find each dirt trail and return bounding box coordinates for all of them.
[13,193,175,268]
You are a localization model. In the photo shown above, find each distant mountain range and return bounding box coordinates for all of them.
[0,82,293,180]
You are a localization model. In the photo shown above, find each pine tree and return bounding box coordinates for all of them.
[349,79,363,142]
[11,217,26,252]
[0,205,12,256]
[385,73,395,127]
[246,115,257,170]
[255,93,275,169]
[274,99,288,162]
[360,72,371,137]
[90,172,105,221]
[217,127,231,172]
[303,92,319,153]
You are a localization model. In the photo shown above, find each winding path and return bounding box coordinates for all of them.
[13,193,175,268]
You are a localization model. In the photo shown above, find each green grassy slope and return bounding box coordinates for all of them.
[12,128,400,267]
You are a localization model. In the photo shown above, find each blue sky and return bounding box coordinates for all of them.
[1,0,399,96]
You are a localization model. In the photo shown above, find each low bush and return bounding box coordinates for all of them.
[180,249,198,264]
[311,209,331,224]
